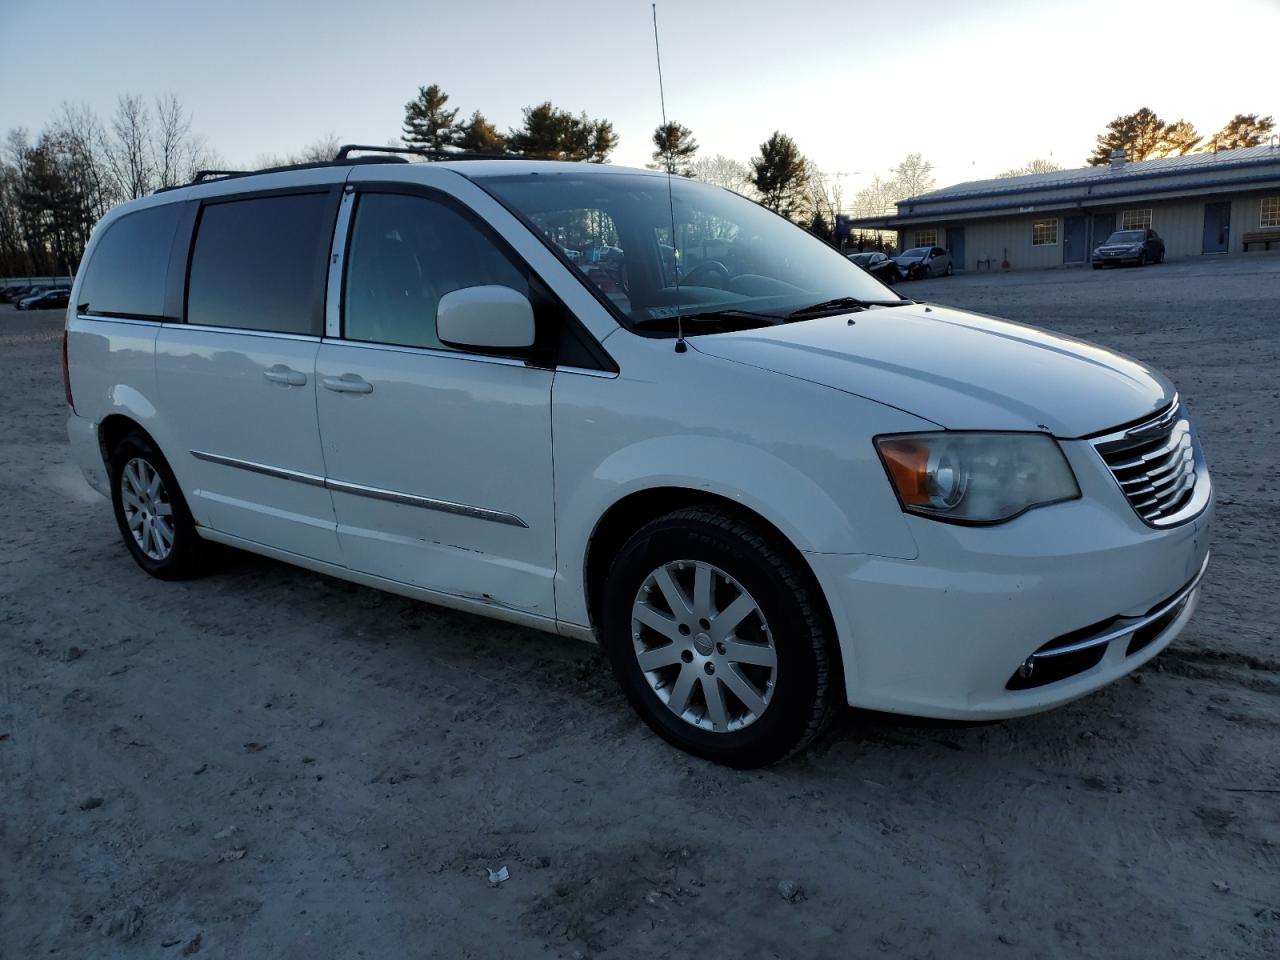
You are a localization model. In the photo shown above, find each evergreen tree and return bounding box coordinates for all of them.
[402,84,458,153]
[454,111,506,153]
[750,132,808,219]
[1210,113,1276,150]
[648,122,698,175]
[1087,108,1201,164]
[507,103,616,162]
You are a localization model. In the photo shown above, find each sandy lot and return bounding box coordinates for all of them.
[2,257,1278,959]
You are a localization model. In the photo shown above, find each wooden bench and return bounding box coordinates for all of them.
[1242,231,1280,252]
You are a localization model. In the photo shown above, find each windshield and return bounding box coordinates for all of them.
[898,247,929,259]
[850,253,874,265]
[1107,230,1145,244]
[478,171,901,334]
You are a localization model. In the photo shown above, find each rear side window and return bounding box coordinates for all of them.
[187,193,332,335]
[79,204,181,319]
[343,192,528,351]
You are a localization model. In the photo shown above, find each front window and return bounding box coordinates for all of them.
[899,247,930,258]
[1121,208,1152,230]
[1261,197,1280,228]
[1106,230,1146,244]
[479,172,901,335]
[1032,219,1058,246]
[913,229,937,247]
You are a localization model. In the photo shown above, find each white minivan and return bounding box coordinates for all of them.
[63,151,1213,766]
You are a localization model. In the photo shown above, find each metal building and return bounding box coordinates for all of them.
[850,144,1280,271]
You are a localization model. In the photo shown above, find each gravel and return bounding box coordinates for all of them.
[1,256,1277,958]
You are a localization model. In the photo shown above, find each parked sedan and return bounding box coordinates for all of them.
[893,246,953,280]
[1,284,35,303]
[847,251,898,285]
[1092,229,1165,268]
[16,288,70,310]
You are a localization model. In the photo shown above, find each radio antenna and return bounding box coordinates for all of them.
[652,3,686,353]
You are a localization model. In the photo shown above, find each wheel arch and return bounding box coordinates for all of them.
[582,486,844,695]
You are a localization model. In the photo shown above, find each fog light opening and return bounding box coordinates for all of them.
[1018,657,1036,679]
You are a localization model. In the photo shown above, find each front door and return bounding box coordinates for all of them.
[314,188,557,618]
[945,227,965,271]
[155,189,343,564]
[1063,216,1087,263]
[1203,202,1231,253]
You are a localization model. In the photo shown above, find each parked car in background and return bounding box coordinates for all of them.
[1092,229,1165,268]
[13,286,56,308]
[893,246,953,280]
[847,251,898,285]
[64,156,1211,768]
[17,287,71,310]
[1,284,35,303]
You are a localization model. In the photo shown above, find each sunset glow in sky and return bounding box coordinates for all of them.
[3,0,1277,194]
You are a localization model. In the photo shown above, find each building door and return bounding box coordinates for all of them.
[1092,213,1115,250]
[1063,216,1087,263]
[1202,202,1231,253]
[945,227,966,271]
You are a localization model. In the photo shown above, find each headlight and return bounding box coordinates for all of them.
[875,432,1079,523]
[1129,245,1143,253]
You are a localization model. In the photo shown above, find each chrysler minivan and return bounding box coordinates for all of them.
[63,151,1212,766]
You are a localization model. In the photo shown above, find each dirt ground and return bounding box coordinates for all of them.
[2,256,1278,959]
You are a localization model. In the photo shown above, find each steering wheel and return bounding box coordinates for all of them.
[681,259,730,288]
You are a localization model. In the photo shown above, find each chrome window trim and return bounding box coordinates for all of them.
[319,336,531,368]
[556,364,619,379]
[76,314,168,327]
[189,450,527,528]
[1033,552,1209,659]
[165,322,321,343]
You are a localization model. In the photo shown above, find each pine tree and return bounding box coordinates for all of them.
[454,111,506,153]
[402,84,459,153]
[507,103,616,162]
[1210,113,1276,150]
[750,132,808,219]
[648,122,698,175]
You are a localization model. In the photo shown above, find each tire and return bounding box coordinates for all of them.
[599,506,838,767]
[109,431,206,580]
[944,262,954,276]
[1137,252,1147,267]
[1092,263,1102,270]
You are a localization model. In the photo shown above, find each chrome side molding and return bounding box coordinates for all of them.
[190,450,528,528]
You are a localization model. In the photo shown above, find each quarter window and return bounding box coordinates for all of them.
[914,229,937,247]
[1261,197,1280,228]
[1032,219,1058,246]
[343,192,529,351]
[79,204,182,318]
[1120,208,1152,230]
[187,193,332,335]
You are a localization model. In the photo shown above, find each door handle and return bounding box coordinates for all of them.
[263,365,307,386]
[322,374,374,394]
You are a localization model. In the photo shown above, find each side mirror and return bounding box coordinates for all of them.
[437,285,535,350]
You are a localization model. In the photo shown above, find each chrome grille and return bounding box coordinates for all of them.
[1092,403,1206,526]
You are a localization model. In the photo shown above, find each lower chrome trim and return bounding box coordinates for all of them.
[189,450,527,528]
[190,450,325,486]
[325,478,528,528]
[1035,551,1210,659]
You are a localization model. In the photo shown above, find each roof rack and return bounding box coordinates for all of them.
[333,143,523,162]
[155,143,535,195]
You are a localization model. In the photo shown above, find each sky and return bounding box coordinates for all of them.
[3,0,1278,197]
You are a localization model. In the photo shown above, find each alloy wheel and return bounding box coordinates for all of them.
[120,457,175,561]
[631,560,777,733]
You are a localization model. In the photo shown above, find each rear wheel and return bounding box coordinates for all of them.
[600,507,838,767]
[944,262,954,276]
[109,432,206,579]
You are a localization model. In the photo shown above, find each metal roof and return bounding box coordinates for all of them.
[851,144,1280,227]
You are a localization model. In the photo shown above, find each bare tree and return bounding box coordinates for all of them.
[103,94,154,199]
[688,154,754,196]
[153,95,193,189]
[997,157,1063,178]
[255,133,342,169]
[891,153,936,200]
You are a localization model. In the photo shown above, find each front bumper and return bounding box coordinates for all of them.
[808,438,1213,719]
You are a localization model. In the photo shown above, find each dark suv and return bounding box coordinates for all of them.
[1092,229,1165,268]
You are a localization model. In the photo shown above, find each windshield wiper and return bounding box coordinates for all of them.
[630,308,781,331]
[785,297,910,318]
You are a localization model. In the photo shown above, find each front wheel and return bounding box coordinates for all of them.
[109,432,206,579]
[944,262,954,276]
[1137,252,1147,267]
[600,507,838,767]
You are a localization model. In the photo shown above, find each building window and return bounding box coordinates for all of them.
[1032,219,1058,246]
[914,229,937,248]
[1262,197,1280,228]
[1121,208,1152,230]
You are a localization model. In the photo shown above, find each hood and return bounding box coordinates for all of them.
[690,303,1174,437]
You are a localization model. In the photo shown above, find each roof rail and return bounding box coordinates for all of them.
[193,169,248,183]
[334,143,530,162]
